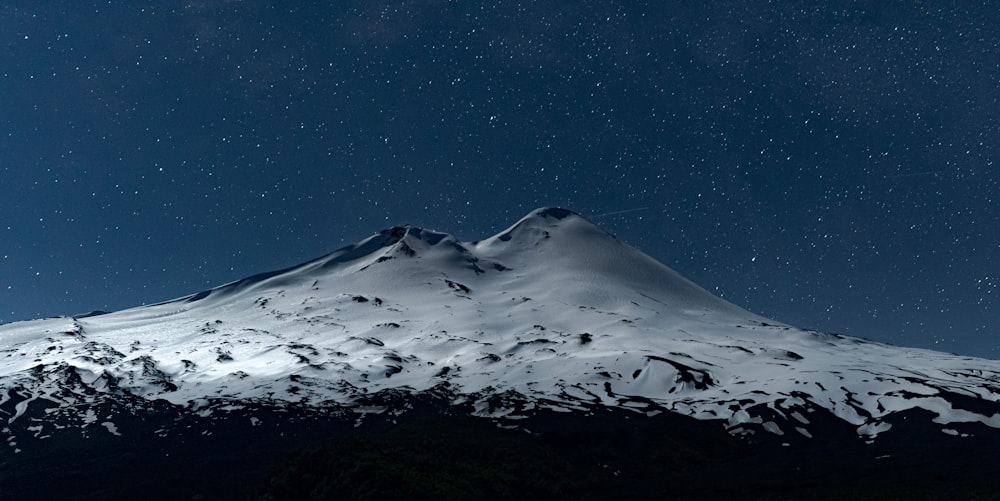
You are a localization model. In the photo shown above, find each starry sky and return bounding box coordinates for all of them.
[2,2,997,358]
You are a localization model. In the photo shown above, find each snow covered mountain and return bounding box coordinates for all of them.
[3,207,1000,498]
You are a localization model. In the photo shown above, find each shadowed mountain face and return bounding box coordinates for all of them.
[3,208,1000,498]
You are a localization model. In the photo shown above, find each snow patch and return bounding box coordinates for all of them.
[101,421,121,436]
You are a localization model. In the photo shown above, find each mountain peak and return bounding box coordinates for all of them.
[380,225,452,246]
[483,207,600,246]
[526,206,579,221]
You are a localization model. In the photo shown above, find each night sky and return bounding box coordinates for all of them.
[2,2,997,358]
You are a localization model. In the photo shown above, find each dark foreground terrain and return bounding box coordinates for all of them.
[3,393,1000,500]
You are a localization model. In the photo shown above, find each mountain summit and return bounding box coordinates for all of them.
[3,208,1000,497]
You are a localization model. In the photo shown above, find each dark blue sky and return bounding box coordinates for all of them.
[2,2,997,357]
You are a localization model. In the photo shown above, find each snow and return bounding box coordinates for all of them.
[2,207,1000,445]
[101,421,121,436]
